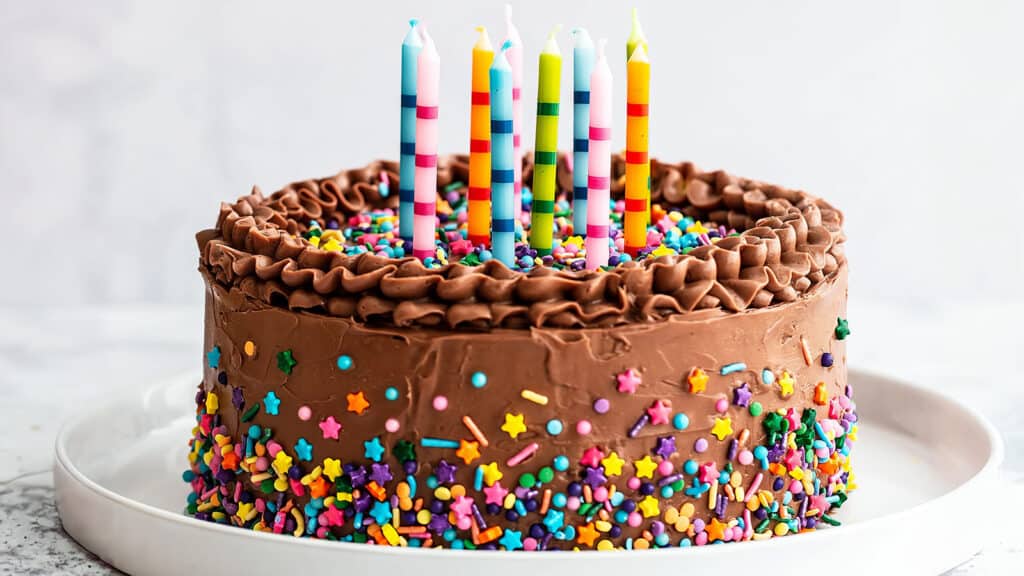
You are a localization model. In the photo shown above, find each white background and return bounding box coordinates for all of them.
[1,1,1022,573]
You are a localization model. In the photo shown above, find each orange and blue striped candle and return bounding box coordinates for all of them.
[624,43,650,256]
[529,27,562,255]
[468,27,494,247]
[490,41,515,266]
[398,19,421,242]
[571,28,594,237]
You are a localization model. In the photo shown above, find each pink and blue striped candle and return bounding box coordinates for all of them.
[490,41,515,266]
[571,28,594,237]
[413,28,440,262]
[585,40,612,270]
[398,19,421,243]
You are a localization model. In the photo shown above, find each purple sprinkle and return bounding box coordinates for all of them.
[628,413,650,438]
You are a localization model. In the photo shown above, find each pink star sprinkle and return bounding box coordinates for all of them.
[451,494,474,518]
[699,461,719,484]
[483,481,509,505]
[318,416,342,440]
[646,399,672,426]
[616,368,642,394]
[580,446,605,468]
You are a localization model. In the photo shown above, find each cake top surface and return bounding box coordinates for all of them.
[198,154,846,329]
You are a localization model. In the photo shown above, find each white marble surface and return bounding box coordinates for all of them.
[0,301,1021,574]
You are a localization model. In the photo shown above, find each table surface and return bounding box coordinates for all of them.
[1,301,1021,574]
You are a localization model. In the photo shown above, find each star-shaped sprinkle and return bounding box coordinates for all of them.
[784,449,803,471]
[634,455,657,479]
[583,467,608,488]
[654,436,677,459]
[480,461,503,486]
[272,450,293,475]
[705,518,727,542]
[455,439,480,464]
[276,349,296,374]
[231,387,245,410]
[206,346,221,369]
[499,528,523,551]
[580,446,604,468]
[435,460,457,484]
[616,368,642,394]
[294,438,313,461]
[687,367,708,394]
[483,481,509,505]
[778,371,795,397]
[263,391,281,415]
[601,451,625,476]
[369,500,392,525]
[646,399,672,425]
[577,522,600,547]
[698,461,719,484]
[346,391,370,414]
[501,412,526,439]
[363,436,385,462]
[205,391,219,414]
[710,417,733,441]
[393,440,416,462]
[451,494,474,518]
[835,317,850,340]
[319,416,342,440]
[370,462,392,485]
[322,458,342,481]
[638,495,660,518]
[808,494,830,516]
[543,509,565,532]
[733,383,753,407]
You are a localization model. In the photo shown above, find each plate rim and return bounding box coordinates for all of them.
[54,368,1005,561]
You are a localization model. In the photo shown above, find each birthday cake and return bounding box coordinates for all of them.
[186,153,856,551]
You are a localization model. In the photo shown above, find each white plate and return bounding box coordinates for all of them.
[54,370,1003,576]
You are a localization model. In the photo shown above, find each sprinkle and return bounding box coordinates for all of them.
[672,413,689,430]
[243,341,255,357]
[835,317,851,340]
[420,437,460,449]
[778,371,795,397]
[363,436,385,462]
[507,443,540,467]
[432,395,448,411]
[646,399,672,425]
[294,438,313,461]
[500,413,527,439]
[761,369,775,385]
[455,439,481,464]
[545,419,564,436]
[471,371,488,388]
[799,337,813,366]
[593,398,610,414]
[461,415,490,447]
[346,391,370,414]
[687,367,709,394]
[262,391,281,415]
[521,389,549,405]
[634,455,658,479]
[616,368,642,393]
[576,419,593,435]
[276,349,297,374]
[318,416,342,440]
[720,362,746,375]
[378,171,390,197]
[206,346,221,369]
[297,405,312,421]
[710,417,733,441]
[385,386,400,400]
[821,352,834,367]
[384,418,400,433]
[336,354,353,371]
[627,413,648,438]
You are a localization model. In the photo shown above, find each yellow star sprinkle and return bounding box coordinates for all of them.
[710,417,733,441]
[638,495,660,518]
[633,455,657,479]
[687,367,708,394]
[272,450,293,475]
[322,458,342,482]
[205,391,219,414]
[480,461,504,486]
[601,452,625,476]
[501,412,527,440]
[778,371,795,397]
[236,501,254,520]
[651,245,677,257]
[686,220,710,234]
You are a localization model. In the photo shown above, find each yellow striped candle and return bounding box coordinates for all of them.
[529,27,562,255]
[468,27,494,247]
[624,43,650,256]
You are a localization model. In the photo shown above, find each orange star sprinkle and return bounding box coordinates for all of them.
[455,439,481,464]
[687,367,708,394]
[705,517,727,543]
[346,391,370,414]
[576,522,599,547]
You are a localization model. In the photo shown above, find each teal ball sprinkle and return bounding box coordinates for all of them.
[385,387,399,401]
[336,355,353,371]
[546,419,564,436]
[553,455,569,471]
[471,371,487,388]
[683,459,698,475]
[672,413,689,430]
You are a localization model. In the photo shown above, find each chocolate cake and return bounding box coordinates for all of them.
[186,154,856,551]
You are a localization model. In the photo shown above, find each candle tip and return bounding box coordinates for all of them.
[409,18,418,28]
[475,26,492,51]
[549,24,563,40]
[501,39,513,53]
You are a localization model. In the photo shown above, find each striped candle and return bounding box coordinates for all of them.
[490,42,515,267]
[585,40,613,271]
[468,27,494,247]
[624,44,650,256]
[571,28,595,237]
[413,28,440,262]
[399,19,422,243]
[529,27,562,255]
[504,5,524,223]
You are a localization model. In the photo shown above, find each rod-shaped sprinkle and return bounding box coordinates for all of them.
[624,43,650,256]
[399,19,422,242]
[584,39,612,270]
[571,28,595,237]
[490,41,516,266]
[503,4,524,224]
[468,27,495,247]
[412,26,439,262]
[529,26,562,255]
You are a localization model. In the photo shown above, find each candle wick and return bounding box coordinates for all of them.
[548,24,563,40]
[501,39,513,52]
[409,18,418,29]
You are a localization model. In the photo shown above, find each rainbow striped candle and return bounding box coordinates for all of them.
[504,5,524,224]
[399,19,422,243]
[624,44,650,256]
[413,28,440,262]
[529,27,562,255]
[571,28,595,237]
[490,42,515,267]
[585,40,612,271]
[468,27,494,247]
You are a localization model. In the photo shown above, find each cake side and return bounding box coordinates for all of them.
[186,262,854,549]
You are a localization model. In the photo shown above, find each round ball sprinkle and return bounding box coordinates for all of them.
[471,371,488,388]
[593,398,610,414]
[385,387,399,401]
[546,419,564,436]
[432,395,448,411]
[576,420,593,435]
[672,413,689,430]
[336,355,353,371]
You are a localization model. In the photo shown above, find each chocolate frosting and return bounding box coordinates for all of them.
[197,155,846,329]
